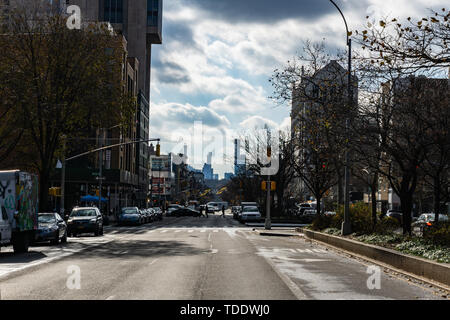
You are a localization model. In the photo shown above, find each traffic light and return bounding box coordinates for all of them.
[156,143,161,156]
[262,181,276,191]
[267,146,271,158]
[48,187,61,197]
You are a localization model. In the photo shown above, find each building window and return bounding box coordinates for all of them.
[104,0,123,24]
[147,0,159,26]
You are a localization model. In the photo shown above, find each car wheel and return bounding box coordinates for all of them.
[50,231,59,245]
[94,226,100,236]
[61,231,67,243]
[100,226,104,236]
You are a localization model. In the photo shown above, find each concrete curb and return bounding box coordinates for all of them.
[299,228,450,289]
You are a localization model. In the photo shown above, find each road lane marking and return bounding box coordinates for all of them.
[149,259,159,265]
[160,230,168,233]
[106,295,115,300]
[188,230,194,233]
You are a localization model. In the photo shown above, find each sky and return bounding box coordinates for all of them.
[149,0,448,178]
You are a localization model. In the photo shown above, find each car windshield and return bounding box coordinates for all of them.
[122,208,138,214]
[243,206,258,212]
[70,209,96,217]
[38,214,55,223]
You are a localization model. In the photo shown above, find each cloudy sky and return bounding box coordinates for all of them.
[149,0,447,178]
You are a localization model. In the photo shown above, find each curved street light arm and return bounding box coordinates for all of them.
[329,0,350,45]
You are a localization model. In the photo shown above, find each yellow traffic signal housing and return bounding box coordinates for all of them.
[156,143,161,156]
[261,181,276,191]
[48,187,61,197]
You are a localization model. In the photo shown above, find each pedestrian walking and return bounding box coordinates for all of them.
[200,205,204,218]
[221,205,225,218]
[205,205,209,218]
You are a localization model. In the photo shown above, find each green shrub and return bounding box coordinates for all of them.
[330,202,373,234]
[374,216,401,234]
[423,222,450,246]
[311,214,333,231]
[323,228,341,236]
[395,238,450,263]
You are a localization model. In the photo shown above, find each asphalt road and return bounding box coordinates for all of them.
[0,212,447,300]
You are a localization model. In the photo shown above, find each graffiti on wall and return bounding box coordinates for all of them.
[16,173,38,231]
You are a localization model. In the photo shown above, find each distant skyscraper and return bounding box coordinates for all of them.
[184,144,188,161]
[202,163,213,180]
[207,152,212,165]
[224,173,234,180]
[234,139,246,175]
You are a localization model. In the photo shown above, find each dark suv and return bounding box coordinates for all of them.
[67,207,104,237]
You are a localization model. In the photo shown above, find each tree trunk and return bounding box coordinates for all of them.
[371,186,377,228]
[371,172,378,229]
[316,196,321,216]
[400,193,413,235]
[337,174,343,205]
[434,175,440,223]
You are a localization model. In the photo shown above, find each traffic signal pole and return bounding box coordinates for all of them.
[60,138,161,215]
[265,174,271,230]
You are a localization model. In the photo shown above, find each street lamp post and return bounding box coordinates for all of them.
[329,0,352,235]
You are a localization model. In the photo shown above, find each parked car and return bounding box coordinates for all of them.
[324,211,337,216]
[148,209,154,223]
[386,209,403,224]
[303,209,317,216]
[295,203,312,216]
[232,206,241,219]
[153,207,163,221]
[141,209,151,223]
[67,207,103,237]
[171,208,201,217]
[240,206,262,222]
[36,213,67,245]
[118,207,142,225]
[167,204,183,216]
[413,213,448,228]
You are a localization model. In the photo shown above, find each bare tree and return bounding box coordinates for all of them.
[0,4,135,211]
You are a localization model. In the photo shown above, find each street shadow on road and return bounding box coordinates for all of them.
[0,251,47,264]
[66,239,210,260]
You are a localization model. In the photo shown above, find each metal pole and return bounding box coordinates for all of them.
[342,38,352,235]
[98,129,103,212]
[60,137,66,217]
[329,0,352,235]
[265,175,271,230]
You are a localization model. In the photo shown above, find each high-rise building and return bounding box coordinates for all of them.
[202,163,213,180]
[65,0,162,207]
[67,0,162,100]
[207,152,212,165]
